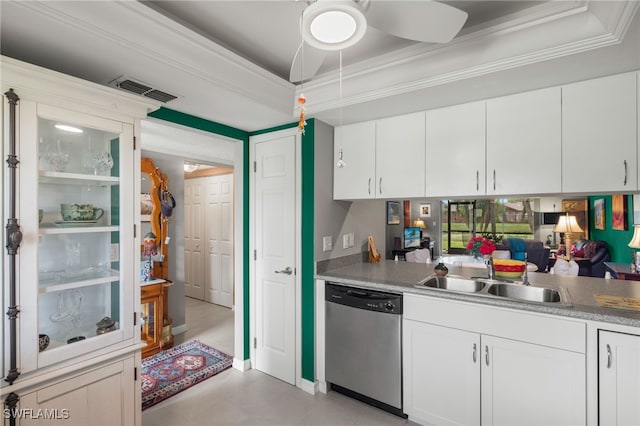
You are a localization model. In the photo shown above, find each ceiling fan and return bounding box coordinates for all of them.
[289,0,468,83]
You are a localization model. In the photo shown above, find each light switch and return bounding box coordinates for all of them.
[323,236,332,251]
[343,234,349,249]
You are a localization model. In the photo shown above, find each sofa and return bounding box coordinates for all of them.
[557,239,610,278]
[495,238,550,273]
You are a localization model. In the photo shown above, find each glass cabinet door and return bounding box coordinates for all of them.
[23,105,135,369]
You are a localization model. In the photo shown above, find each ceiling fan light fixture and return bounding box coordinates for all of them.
[302,1,367,51]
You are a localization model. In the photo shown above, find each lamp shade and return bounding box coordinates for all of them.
[553,214,584,234]
[629,225,640,249]
[412,218,426,229]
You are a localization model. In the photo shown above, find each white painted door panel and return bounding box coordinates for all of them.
[403,320,480,425]
[599,330,640,425]
[184,178,205,300]
[254,134,296,385]
[481,335,585,426]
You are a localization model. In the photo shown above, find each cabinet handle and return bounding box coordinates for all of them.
[623,160,628,186]
[606,344,612,368]
[368,178,371,195]
[472,343,477,363]
[485,345,489,366]
[493,170,496,191]
[379,178,383,195]
[476,170,479,192]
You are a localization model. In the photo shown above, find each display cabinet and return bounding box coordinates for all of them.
[2,56,158,425]
[140,280,173,358]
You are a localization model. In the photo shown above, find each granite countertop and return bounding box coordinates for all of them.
[315,258,640,328]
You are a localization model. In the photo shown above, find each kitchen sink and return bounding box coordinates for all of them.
[486,283,563,303]
[417,276,487,293]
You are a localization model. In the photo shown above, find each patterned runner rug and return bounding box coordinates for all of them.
[141,340,233,410]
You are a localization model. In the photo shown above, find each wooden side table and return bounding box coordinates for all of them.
[604,262,640,281]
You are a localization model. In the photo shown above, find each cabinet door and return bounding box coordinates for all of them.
[562,72,637,193]
[403,320,480,425]
[481,335,585,426]
[375,112,426,198]
[426,101,486,197]
[17,101,135,372]
[487,87,561,195]
[599,330,640,425]
[333,121,376,199]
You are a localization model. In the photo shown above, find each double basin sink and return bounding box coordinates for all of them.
[415,275,571,306]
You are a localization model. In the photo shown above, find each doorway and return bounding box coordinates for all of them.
[140,119,245,363]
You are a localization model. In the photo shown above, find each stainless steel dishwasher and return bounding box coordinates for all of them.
[325,282,406,418]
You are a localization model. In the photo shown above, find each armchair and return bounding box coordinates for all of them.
[571,239,610,278]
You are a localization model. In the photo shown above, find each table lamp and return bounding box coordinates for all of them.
[554,213,583,260]
[143,232,158,280]
[413,218,426,241]
[628,225,640,270]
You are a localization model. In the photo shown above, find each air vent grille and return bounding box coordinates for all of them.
[109,77,178,103]
[144,89,178,103]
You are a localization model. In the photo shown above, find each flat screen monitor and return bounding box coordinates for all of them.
[404,227,421,249]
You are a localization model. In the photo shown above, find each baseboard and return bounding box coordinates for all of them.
[233,357,250,372]
[318,381,328,394]
[172,323,187,336]
[299,378,318,395]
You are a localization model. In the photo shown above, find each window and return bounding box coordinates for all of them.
[441,198,534,253]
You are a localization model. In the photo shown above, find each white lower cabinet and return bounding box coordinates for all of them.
[403,294,586,425]
[599,330,640,425]
[17,354,138,426]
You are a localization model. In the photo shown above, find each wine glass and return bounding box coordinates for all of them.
[91,152,114,175]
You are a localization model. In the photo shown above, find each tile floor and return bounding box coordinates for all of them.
[142,297,410,426]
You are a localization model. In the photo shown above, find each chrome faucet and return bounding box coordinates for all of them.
[487,255,495,280]
[522,252,530,286]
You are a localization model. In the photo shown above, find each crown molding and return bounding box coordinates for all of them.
[9,1,294,115]
[298,0,639,117]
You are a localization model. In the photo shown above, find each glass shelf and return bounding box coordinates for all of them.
[40,171,119,186]
[39,225,118,235]
[39,269,120,294]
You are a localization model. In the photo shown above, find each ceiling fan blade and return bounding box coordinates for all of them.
[365,0,468,44]
[289,41,327,83]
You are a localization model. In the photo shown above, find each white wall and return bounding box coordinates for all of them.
[313,119,387,262]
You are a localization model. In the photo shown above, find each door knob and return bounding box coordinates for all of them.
[275,266,293,275]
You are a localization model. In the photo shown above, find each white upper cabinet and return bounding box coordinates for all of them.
[375,112,426,198]
[562,72,637,193]
[426,101,486,198]
[487,87,562,196]
[333,121,376,200]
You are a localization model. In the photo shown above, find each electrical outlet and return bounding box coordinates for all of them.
[323,236,332,252]
[110,243,119,262]
[343,234,349,249]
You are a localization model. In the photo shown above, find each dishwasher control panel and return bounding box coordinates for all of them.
[326,283,402,314]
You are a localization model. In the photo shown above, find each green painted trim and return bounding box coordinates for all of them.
[300,119,315,382]
[588,195,634,263]
[148,107,247,141]
[249,121,299,136]
[146,108,252,360]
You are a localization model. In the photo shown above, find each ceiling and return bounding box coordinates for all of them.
[1,1,639,132]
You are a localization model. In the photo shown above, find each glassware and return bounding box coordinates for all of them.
[91,152,114,175]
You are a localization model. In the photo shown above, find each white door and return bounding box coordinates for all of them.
[184,178,205,300]
[599,330,640,425]
[253,131,297,385]
[205,173,234,307]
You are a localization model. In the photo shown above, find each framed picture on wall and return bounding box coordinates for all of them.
[612,194,627,230]
[594,198,605,230]
[387,201,401,225]
[420,203,431,218]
